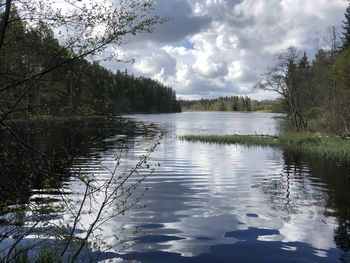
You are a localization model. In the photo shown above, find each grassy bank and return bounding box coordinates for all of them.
[180,133,350,161]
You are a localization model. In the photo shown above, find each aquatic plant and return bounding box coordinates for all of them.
[180,133,350,162]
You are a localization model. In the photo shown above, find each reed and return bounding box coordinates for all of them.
[180,133,350,161]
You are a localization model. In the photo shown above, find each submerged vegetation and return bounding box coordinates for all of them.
[181,133,350,161]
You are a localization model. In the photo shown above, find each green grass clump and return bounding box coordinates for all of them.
[180,133,350,161]
[180,134,279,147]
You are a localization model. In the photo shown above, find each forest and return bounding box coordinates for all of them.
[180,96,281,112]
[260,4,350,135]
[180,96,253,112]
[1,1,350,262]
[0,9,181,120]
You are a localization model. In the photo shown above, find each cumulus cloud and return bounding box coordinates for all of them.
[106,0,347,100]
[150,0,212,43]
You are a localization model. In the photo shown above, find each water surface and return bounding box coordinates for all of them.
[77,112,350,262]
[1,112,350,262]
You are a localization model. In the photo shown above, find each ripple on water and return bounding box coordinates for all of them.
[5,112,346,262]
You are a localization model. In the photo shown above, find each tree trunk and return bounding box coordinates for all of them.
[0,0,12,53]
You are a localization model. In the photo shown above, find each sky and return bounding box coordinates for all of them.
[103,0,348,100]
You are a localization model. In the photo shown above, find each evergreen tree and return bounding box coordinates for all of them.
[0,13,181,118]
[299,52,309,69]
[341,2,350,49]
[179,96,255,112]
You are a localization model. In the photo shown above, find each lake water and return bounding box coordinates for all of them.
[1,112,350,262]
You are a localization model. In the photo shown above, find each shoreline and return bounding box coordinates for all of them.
[180,133,350,162]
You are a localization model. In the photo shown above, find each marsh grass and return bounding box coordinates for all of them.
[180,133,350,161]
[181,134,279,147]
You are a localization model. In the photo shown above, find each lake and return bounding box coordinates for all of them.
[1,112,350,262]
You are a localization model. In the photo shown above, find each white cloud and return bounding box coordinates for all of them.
[104,0,348,100]
[133,49,177,76]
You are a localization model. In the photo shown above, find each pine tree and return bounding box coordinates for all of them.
[341,2,350,49]
[298,52,309,69]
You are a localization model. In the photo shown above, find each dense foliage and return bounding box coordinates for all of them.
[180,96,253,112]
[263,46,350,135]
[261,3,350,135]
[342,3,350,49]
[0,10,180,119]
[179,96,281,112]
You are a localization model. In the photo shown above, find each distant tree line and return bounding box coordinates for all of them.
[180,96,252,112]
[261,3,350,135]
[180,96,281,112]
[0,9,180,119]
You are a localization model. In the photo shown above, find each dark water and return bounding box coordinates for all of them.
[1,112,350,262]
